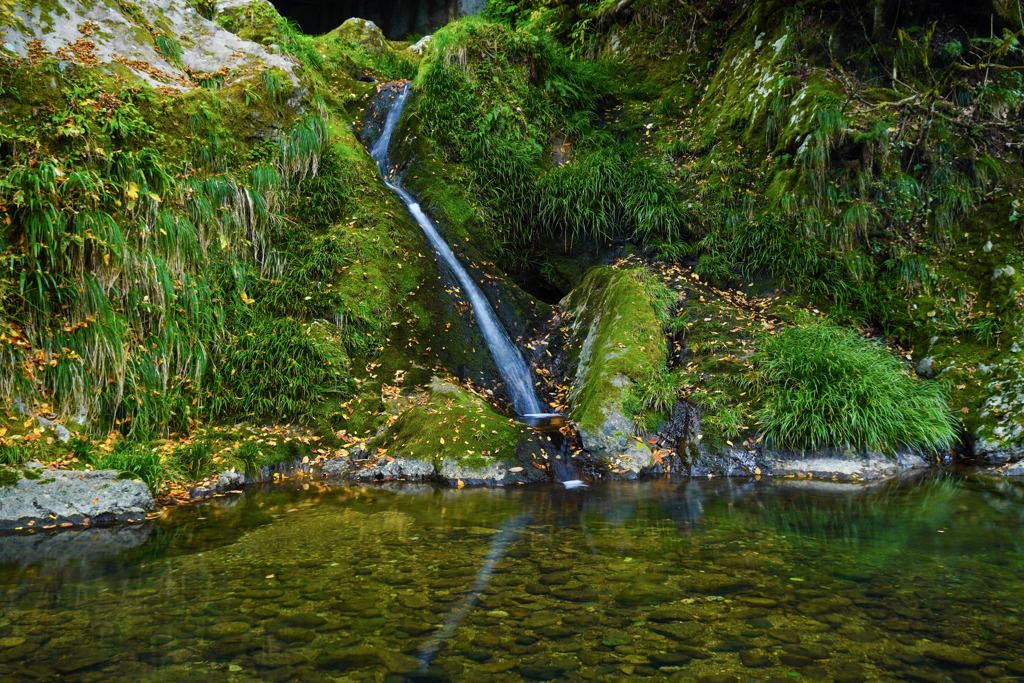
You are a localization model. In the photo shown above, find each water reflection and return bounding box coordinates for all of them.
[1,475,1023,681]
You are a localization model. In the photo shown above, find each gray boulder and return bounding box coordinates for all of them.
[761,447,931,481]
[0,463,154,530]
[349,457,436,482]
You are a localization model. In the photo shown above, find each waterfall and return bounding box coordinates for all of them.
[369,83,549,417]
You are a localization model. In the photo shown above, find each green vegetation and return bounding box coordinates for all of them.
[2,0,1022,491]
[404,16,685,280]
[365,380,537,471]
[561,266,668,434]
[753,317,957,453]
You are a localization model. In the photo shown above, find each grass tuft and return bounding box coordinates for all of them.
[753,316,956,454]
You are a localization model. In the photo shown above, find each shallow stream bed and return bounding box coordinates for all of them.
[1,475,1023,681]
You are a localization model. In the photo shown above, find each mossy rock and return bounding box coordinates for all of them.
[560,266,667,473]
[357,377,548,485]
[328,19,388,55]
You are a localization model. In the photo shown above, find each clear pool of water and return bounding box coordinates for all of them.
[1,474,1023,682]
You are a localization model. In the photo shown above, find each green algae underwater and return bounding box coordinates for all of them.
[2,474,1024,681]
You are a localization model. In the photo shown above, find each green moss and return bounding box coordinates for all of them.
[561,266,668,433]
[0,467,20,488]
[366,379,534,469]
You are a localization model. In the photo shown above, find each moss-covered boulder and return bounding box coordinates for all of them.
[328,18,388,55]
[560,267,667,475]
[334,378,549,486]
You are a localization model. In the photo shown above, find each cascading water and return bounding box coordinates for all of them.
[369,83,551,419]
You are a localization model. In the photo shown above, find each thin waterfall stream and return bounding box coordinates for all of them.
[369,83,556,421]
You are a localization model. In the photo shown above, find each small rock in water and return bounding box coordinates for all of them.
[922,644,986,667]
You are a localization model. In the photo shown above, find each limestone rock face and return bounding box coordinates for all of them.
[3,0,297,90]
[0,463,154,530]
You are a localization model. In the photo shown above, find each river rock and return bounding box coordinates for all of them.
[682,572,750,594]
[649,651,691,667]
[0,464,154,530]
[784,643,830,659]
[350,457,436,482]
[315,645,381,669]
[740,650,771,667]
[613,583,677,606]
[253,652,307,668]
[649,622,704,642]
[768,628,802,644]
[922,644,987,667]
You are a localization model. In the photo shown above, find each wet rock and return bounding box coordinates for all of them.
[537,626,575,639]
[740,650,771,667]
[381,652,422,674]
[281,613,327,629]
[461,649,492,663]
[767,628,802,643]
[470,635,501,648]
[273,627,315,644]
[901,668,949,682]
[737,596,777,607]
[601,634,632,647]
[778,653,813,667]
[539,571,573,586]
[200,621,250,639]
[647,607,701,622]
[519,654,575,680]
[523,611,560,629]
[922,644,986,667]
[649,622,704,642]
[351,457,436,482]
[314,645,381,669]
[253,653,307,668]
[711,636,753,652]
[206,637,258,658]
[683,573,750,594]
[550,587,599,602]
[834,663,867,683]
[52,651,110,674]
[784,643,830,659]
[613,584,676,606]
[398,621,434,636]
[649,651,692,667]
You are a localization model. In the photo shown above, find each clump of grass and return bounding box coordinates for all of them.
[0,444,31,466]
[154,34,183,68]
[753,316,956,454]
[93,443,169,492]
[209,315,351,422]
[169,439,214,479]
[232,440,270,474]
